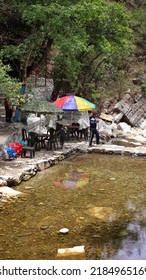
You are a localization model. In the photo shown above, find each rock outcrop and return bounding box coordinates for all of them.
[98,91,146,144]
[113,93,146,127]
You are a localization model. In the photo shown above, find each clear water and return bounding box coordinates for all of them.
[0,153,146,260]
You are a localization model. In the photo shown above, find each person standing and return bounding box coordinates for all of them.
[58,124,66,149]
[89,113,100,146]
[4,98,13,122]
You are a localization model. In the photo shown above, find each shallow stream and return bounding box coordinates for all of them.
[1,153,146,260]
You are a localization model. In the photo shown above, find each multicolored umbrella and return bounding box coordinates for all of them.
[53,95,96,111]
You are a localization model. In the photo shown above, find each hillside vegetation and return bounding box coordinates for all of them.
[0,0,146,105]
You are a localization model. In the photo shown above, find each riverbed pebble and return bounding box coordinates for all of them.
[59,228,69,234]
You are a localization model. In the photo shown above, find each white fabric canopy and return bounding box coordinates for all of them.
[56,111,90,129]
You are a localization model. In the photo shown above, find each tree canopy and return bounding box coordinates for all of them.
[0,0,140,103]
[0,59,24,105]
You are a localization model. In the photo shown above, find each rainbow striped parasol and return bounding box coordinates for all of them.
[53,95,96,111]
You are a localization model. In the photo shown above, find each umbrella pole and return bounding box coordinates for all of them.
[71,111,73,124]
[40,114,42,133]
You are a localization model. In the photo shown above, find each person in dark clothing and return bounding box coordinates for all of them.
[89,113,100,146]
[4,98,13,122]
[58,124,66,149]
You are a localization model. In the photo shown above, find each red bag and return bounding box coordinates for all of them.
[9,142,24,157]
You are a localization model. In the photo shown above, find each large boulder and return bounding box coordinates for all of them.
[113,93,146,127]
[114,99,130,115]
[98,119,118,139]
[117,122,131,133]
[124,97,146,126]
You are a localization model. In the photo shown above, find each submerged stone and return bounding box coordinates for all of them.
[57,245,85,257]
[0,186,22,198]
[59,228,69,234]
[87,206,114,220]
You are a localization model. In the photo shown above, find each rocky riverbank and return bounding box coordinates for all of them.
[1,89,146,189]
[0,139,146,189]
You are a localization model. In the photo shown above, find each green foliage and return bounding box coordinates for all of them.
[0,60,26,105]
[0,60,18,96]
[141,82,146,95]
[44,0,133,95]
[91,92,101,104]
[132,6,146,41]
[0,0,134,100]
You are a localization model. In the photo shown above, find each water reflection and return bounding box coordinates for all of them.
[52,171,89,190]
[1,154,146,259]
[102,201,146,259]
[109,222,146,259]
